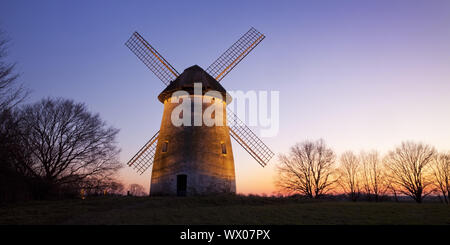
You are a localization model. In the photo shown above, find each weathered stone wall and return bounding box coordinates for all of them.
[150,95,236,196]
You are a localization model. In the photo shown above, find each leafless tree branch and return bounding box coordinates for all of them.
[276,139,336,198]
[384,141,435,203]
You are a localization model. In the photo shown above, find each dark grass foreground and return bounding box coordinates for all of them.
[0,195,449,225]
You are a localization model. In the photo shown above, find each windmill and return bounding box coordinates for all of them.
[125,27,274,196]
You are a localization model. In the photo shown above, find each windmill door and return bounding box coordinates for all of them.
[177,174,187,196]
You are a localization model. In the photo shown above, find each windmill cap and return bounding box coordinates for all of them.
[158,65,232,104]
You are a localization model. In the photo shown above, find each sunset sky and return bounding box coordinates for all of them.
[2,0,450,194]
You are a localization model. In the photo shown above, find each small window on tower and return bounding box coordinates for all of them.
[221,143,227,155]
[162,141,169,153]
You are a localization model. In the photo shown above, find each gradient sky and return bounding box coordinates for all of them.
[2,0,450,194]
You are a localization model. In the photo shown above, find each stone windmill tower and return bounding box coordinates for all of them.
[125,28,274,196]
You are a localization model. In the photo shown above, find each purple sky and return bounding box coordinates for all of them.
[2,0,450,194]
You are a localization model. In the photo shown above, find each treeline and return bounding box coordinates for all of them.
[277,139,450,204]
[0,31,123,202]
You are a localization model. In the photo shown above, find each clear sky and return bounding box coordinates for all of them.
[2,0,450,194]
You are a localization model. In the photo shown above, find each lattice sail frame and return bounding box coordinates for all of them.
[206,27,265,82]
[125,32,179,85]
[125,28,274,173]
[227,110,274,167]
[127,131,159,175]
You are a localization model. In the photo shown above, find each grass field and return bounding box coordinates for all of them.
[0,195,449,225]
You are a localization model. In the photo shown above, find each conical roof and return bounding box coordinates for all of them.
[158,65,230,103]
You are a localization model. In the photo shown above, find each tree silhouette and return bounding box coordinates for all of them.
[276,139,336,198]
[431,153,449,204]
[360,151,387,201]
[384,142,435,203]
[129,184,146,196]
[337,151,360,201]
[14,98,122,198]
[0,30,28,111]
[0,30,29,201]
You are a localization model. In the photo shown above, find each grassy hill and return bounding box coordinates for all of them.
[0,195,449,225]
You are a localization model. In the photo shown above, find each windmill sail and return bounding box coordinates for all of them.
[125,32,179,85]
[127,131,159,175]
[227,111,274,167]
[125,27,274,179]
[206,27,265,82]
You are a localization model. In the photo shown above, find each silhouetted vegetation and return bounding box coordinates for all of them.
[0,31,30,202]
[431,153,450,204]
[128,184,147,196]
[360,151,387,202]
[276,139,336,198]
[277,140,450,204]
[0,31,28,111]
[384,142,435,203]
[0,98,123,201]
[337,151,361,202]
[0,31,123,202]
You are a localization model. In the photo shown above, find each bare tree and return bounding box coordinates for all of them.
[360,151,387,201]
[14,98,122,197]
[337,151,360,201]
[385,181,400,202]
[108,181,125,195]
[80,177,125,196]
[431,153,449,204]
[276,139,336,198]
[0,31,30,201]
[0,107,32,201]
[129,184,146,196]
[384,142,435,203]
[0,110,22,167]
[0,30,28,111]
